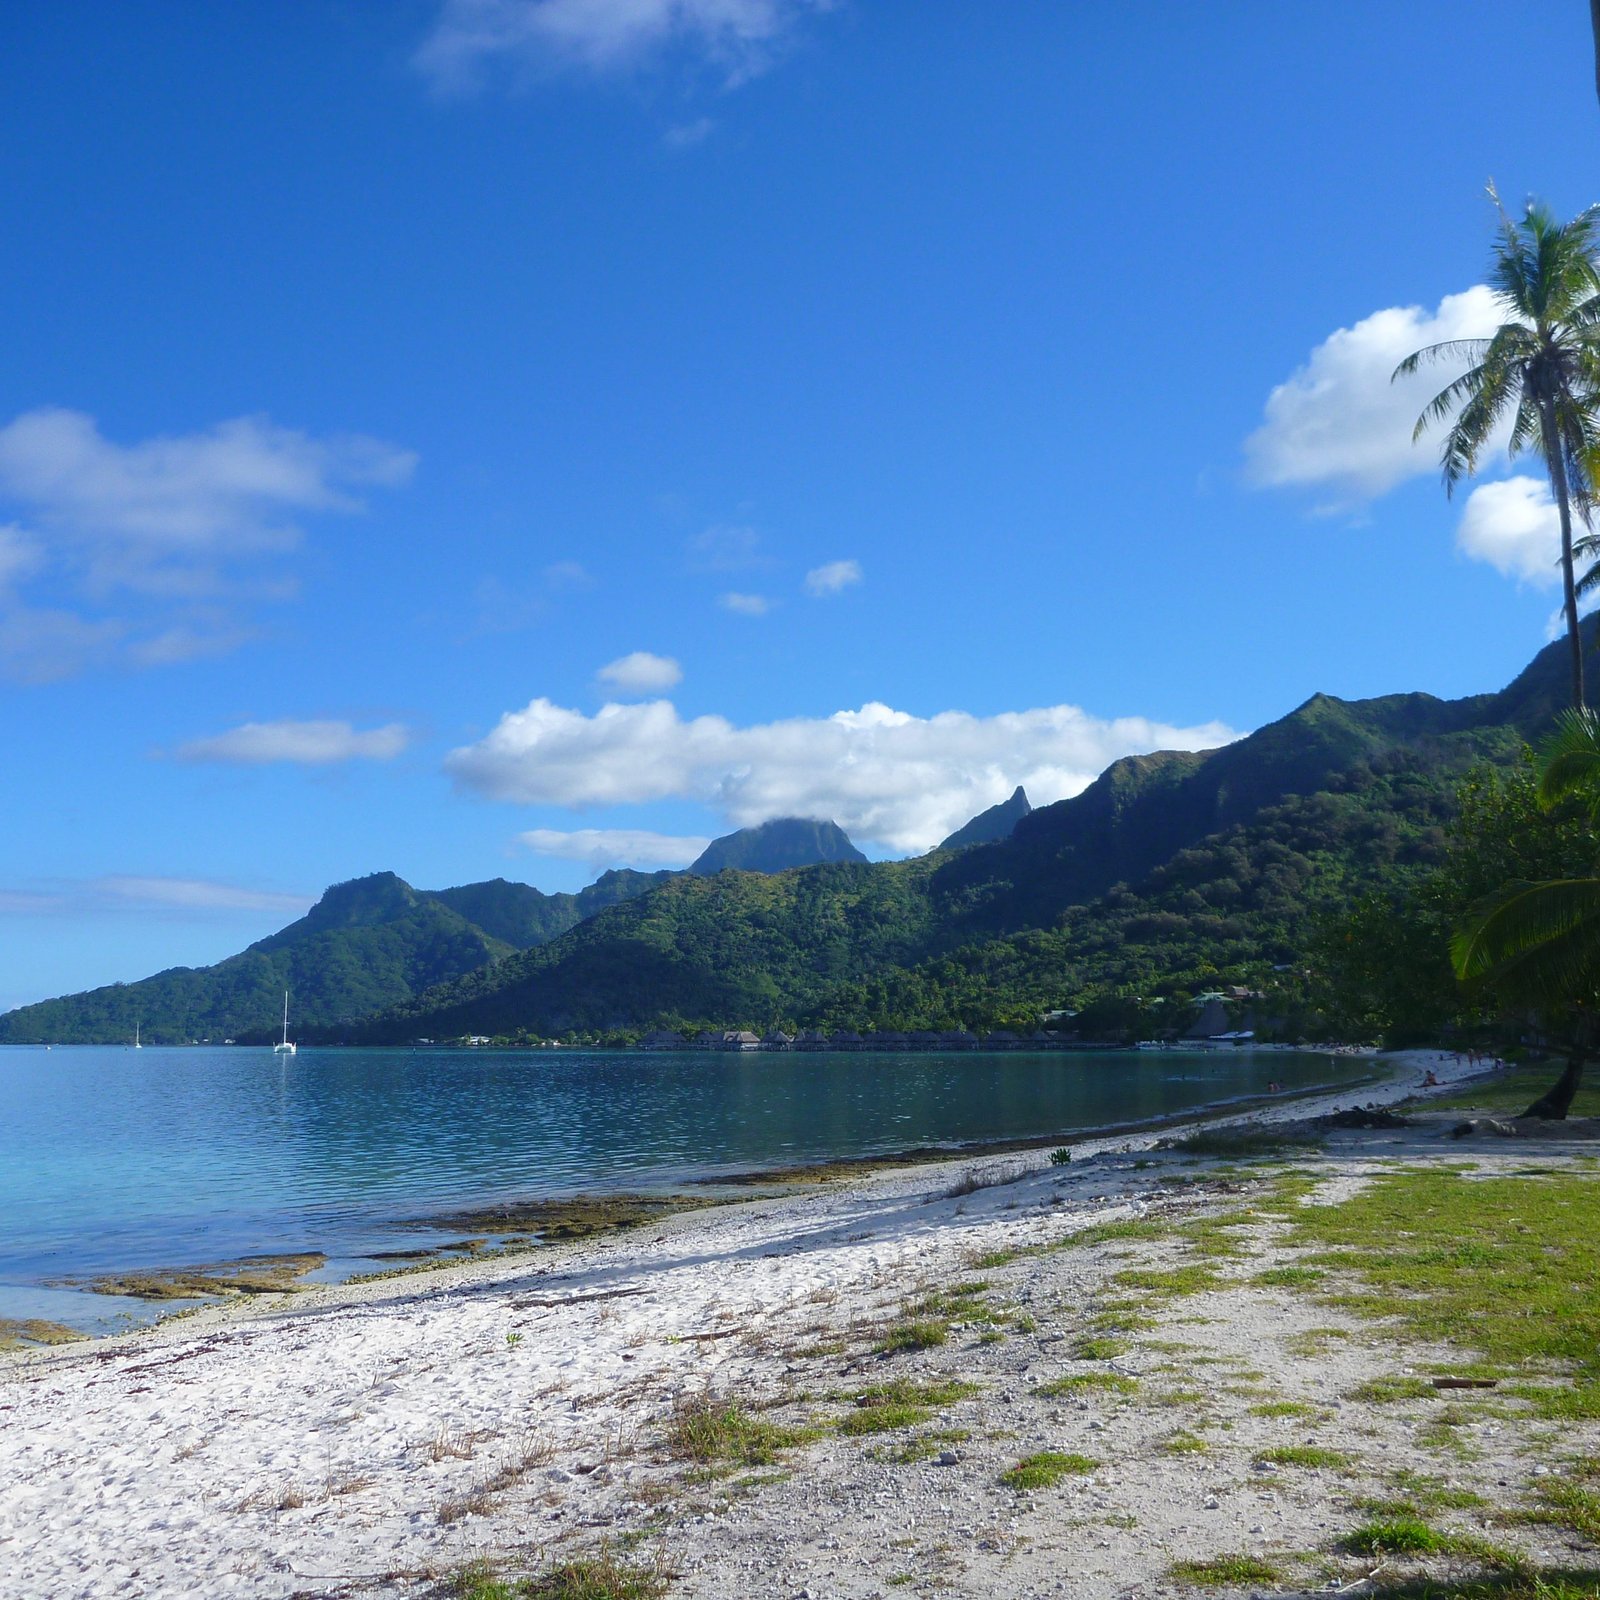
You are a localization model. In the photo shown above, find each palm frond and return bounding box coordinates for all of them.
[1537,708,1600,811]
[1452,876,1600,1003]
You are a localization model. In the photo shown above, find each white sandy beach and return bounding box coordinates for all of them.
[2,1049,1591,1599]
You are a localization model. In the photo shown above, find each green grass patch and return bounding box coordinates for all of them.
[1248,1399,1321,1418]
[1427,1060,1600,1119]
[1162,1430,1209,1455]
[1514,1479,1600,1543]
[835,1377,977,1436]
[1280,1169,1600,1417]
[1168,1554,1283,1586]
[1347,1376,1436,1404]
[1346,1518,1455,1556]
[1071,1335,1127,1360]
[1036,1371,1139,1398]
[666,1397,816,1466]
[1368,1574,1600,1600]
[1254,1264,1326,1287]
[1000,1450,1098,1490]
[452,1550,668,1600]
[965,1247,1020,1269]
[1254,1445,1352,1471]
[1113,1264,1224,1300]
[875,1318,950,1354]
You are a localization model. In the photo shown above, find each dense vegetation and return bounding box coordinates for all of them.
[0,870,676,1044]
[338,630,1585,1044]
[8,622,1592,1048]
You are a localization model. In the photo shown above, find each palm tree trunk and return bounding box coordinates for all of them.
[1544,399,1585,708]
[1520,1052,1586,1119]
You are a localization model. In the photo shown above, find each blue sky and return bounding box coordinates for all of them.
[2,0,1595,1009]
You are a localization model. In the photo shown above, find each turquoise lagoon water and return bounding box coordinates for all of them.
[0,1044,1376,1332]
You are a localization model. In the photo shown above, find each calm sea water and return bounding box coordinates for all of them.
[0,1044,1376,1332]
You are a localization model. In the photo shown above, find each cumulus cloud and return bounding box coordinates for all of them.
[518,827,711,870]
[804,558,862,596]
[597,651,683,694]
[177,719,411,765]
[416,0,835,92]
[1455,476,1566,587]
[447,697,1241,854]
[1244,285,1506,504]
[719,591,771,615]
[0,408,414,682]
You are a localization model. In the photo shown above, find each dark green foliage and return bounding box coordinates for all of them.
[15,622,1597,1046]
[427,870,671,949]
[0,869,676,1045]
[1315,757,1596,1043]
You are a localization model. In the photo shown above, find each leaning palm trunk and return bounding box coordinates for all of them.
[1543,394,1586,708]
[1522,1050,1586,1119]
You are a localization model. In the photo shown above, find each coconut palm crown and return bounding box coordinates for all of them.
[1395,193,1600,708]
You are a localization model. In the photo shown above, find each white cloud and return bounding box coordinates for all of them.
[720,591,771,615]
[1244,285,1506,504]
[416,0,834,92]
[177,719,411,765]
[93,876,313,915]
[0,524,41,590]
[687,523,766,571]
[804,558,862,596]
[543,559,592,587]
[597,650,683,694]
[0,408,414,682]
[664,116,715,148]
[0,875,312,919]
[0,606,125,685]
[447,697,1241,854]
[1456,476,1565,587]
[517,827,711,870]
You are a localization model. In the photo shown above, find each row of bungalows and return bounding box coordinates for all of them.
[637,1027,1074,1052]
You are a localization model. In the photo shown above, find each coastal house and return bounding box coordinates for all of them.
[640,1029,686,1051]
[982,1029,1021,1049]
[720,1030,762,1051]
[793,1029,829,1051]
[868,1030,909,1051]
[939,1028,979,1050]
[761,1029,795,1050]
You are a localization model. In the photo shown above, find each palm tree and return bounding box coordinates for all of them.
[1453,708,1600,1116]
[1396,193,1600,708]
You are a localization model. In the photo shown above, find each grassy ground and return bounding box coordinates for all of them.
[1426,1060,1600,1118]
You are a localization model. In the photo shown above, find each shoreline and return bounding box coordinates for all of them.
[7,1049,1390,1339]
[3,1047,1551,1600]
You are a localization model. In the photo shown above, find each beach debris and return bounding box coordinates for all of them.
[1321,1108,1412,1130]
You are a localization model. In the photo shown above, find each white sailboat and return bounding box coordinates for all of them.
[273,991,296,1056]
[133,1020,142,1049]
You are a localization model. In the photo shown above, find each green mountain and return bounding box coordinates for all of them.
[940,786,1032,850]
[0,868,685,1045]
[427,869,672,948]
[0,873,516,1045]
[688,817,868,875]
[345,629,1577,1043]
[10,624,1585,1048]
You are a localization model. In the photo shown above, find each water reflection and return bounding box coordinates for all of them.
[0,1045,1373,1297]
